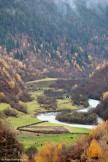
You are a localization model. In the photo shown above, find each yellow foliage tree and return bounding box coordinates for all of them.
[96,65,101,71]
[103,92,108,100]
[87,139,102,158]
[35,143,63,162]
[0,92,5,97]
[8,80,15,89]
[16,74,22,82]
[88,55,92,61]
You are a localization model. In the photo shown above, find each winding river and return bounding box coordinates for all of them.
[37,99,103,129]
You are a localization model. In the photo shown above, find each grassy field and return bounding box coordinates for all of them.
[0,103,10,111]
[6,115,40,129]
[17,132,82,150]
[0,78,90,150]
[26,78,57,84]
[26,78,57,90]
[16,119,89,150]
[57,99,77,110]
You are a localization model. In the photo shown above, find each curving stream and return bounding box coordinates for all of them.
[37,99,103,129]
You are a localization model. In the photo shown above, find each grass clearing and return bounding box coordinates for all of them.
[0,103,10,111]
[57,99,77,110]
[26,78,57,90]
[6,114,40,129]
[26,78,57,84]
[29,90,43,98]
[27,101,40,114]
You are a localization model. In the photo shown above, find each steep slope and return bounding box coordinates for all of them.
[0,57,31,108]
[74,62,108,99]
[0,0,108,79]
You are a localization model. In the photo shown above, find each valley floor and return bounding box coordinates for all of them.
[0,78,89,150]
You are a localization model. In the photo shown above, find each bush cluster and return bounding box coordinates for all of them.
[10,102,28,114]
[44,89,64,99]
[71,94,89,107]
[56,111,97,125]
[3,108,18,117]
[37,95,57,110]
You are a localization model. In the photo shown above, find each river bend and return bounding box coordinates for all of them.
[37,99,103,129]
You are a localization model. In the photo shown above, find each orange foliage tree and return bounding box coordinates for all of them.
[0,92,5,97]
[102,91,108,100]
[35,143,65,162]
[87,139,102,158]
[8,80,15,89]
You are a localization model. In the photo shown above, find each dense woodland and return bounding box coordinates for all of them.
[0,0,108,79]
[56,111,97,125]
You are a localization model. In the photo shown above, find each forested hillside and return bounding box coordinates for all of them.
[0,57,31,113]
[49,61,108,100]
[0,0,108,79]
[74,62,108,99]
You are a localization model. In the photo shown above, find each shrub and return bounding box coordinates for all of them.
[71,94,89,107]
[37,95,47,105]
[10,102,28,114]
[0,111,5,119]
[37,95,57,110]
[3,108,18,117]
[19,91,33,102]
[0,96,7,103]
[26,146,37,160]
[44,101,57,110]
[44,89,64,99]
